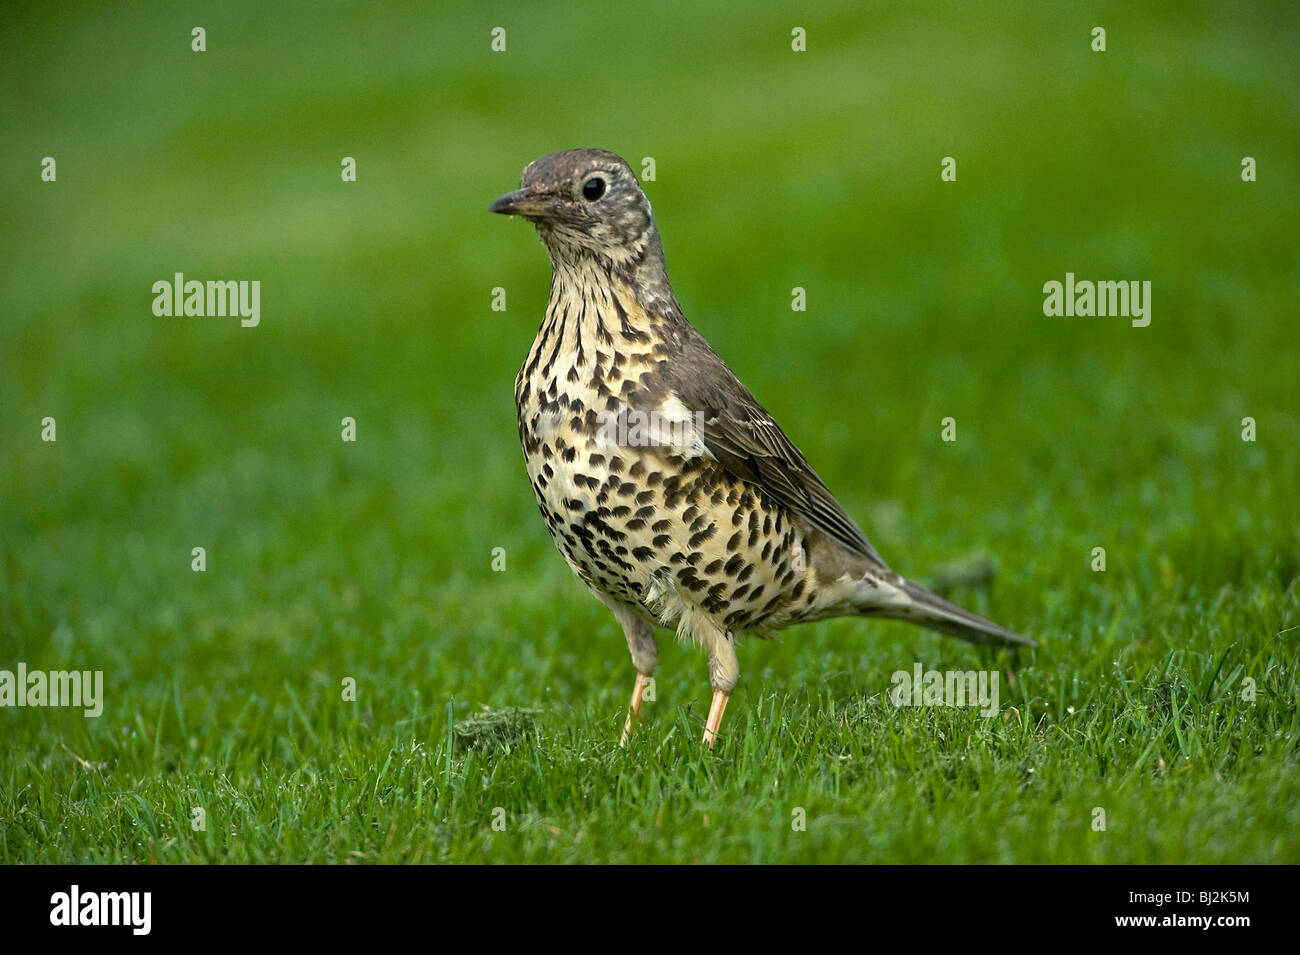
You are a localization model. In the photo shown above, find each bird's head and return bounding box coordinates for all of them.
[491,148,660,271]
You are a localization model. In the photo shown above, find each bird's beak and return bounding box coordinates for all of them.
[490,188,560,219]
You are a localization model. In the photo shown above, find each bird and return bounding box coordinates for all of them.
[491,148,1033,749]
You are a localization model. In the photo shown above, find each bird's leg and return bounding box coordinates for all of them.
[599,595,658,748]
[702,688,730,749]
[621,672,653,747]
[701,626,739,749]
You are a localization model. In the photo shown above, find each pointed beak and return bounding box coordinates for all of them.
[490,188,560,218]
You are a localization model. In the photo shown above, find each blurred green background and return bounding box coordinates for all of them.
[1,1,1297,863]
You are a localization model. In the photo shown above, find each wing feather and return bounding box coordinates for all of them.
[659,327,889,569]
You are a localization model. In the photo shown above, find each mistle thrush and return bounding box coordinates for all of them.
[492,148,1033,748]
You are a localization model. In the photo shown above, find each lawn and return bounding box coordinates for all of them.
[1,1,1297,863]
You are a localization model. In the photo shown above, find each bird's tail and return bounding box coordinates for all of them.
[863,574,1035,649]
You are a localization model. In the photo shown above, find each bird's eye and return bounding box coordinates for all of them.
[582,176,607,201]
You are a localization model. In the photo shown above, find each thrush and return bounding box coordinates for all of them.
[492,148,1033,748]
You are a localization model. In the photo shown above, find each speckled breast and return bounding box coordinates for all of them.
[515,311,813,637]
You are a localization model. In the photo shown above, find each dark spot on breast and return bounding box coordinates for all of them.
[689,525,716,547]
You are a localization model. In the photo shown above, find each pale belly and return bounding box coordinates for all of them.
[519,399,817,637]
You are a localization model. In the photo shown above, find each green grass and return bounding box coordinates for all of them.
[1,0,1298,863]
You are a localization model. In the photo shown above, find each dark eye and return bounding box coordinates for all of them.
[582,176,607,201]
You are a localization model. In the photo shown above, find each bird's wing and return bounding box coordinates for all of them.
[660,328,890,569]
